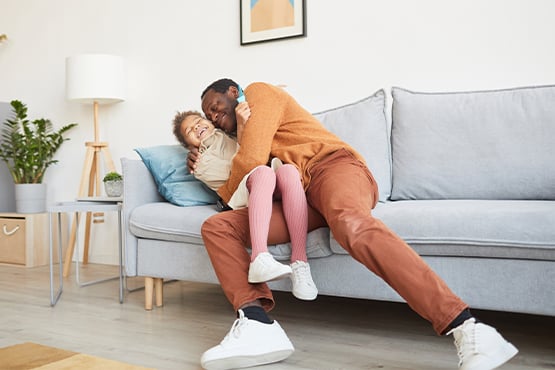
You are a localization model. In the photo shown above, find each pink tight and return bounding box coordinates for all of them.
[246,164,308,263]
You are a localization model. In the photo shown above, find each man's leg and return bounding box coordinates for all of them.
[307,149,466,334]
[306,149,517,370]
[200,203,326,370]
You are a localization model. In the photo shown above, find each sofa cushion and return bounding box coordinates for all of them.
[390,85,555,200]
[313,89,391,202]
[329,200,555,261]
[134,145,218,206]
[129,202,333,259]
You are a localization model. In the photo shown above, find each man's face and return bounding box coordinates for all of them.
[180,114,215,149]
[201,88,237,134]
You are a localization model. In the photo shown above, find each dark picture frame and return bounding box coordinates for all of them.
[240,0,306,45]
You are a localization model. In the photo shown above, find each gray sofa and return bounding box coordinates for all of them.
[122,85,555,315]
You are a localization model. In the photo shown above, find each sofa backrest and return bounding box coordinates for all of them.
[390,85,555,200]
[313,89,392,202]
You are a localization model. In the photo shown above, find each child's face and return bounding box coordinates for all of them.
[181,114,216,148]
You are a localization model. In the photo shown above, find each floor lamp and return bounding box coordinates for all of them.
[64,54,125,277]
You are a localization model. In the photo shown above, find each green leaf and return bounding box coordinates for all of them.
[0,100,78,183]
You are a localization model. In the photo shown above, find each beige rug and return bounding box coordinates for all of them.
[0,342,155,370]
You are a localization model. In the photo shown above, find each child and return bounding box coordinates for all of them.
[172,110,318,300]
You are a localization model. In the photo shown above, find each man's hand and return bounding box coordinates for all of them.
[187,147,200,174]
[235,101,251,144]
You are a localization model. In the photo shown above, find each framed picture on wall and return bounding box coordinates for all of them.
[240,0,306,45]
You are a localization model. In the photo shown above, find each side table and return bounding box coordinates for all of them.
[48,200,123,306]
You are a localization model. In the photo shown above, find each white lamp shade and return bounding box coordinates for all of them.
[66,54,125,104]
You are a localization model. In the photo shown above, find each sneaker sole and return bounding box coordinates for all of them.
[202,348,294,370]
[487,342,519,370]
[248,270,291,284]
[292,290,318,301]
[291,289,318,301]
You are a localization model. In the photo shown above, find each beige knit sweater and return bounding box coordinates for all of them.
[194,129,238,193]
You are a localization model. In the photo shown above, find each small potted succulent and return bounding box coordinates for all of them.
[103,171,123,197]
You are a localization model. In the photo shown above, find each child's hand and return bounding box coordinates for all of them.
[235,101,250,144]
[187,147,200,174]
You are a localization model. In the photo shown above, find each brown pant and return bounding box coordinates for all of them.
[201,149,468,335]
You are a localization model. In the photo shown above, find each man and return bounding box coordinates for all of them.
[189,78,518,370]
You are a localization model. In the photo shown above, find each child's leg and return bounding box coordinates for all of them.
[246,166,276,261]
[276,164,317,300]
[247,166,292,284]
[275,164,308,263]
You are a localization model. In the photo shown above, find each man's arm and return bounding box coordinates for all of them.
[235,101,250,144]
[217,83,287,202]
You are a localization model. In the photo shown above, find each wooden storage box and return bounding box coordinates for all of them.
[0,213,66,267]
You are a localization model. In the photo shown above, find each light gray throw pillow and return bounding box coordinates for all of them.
[390,85,555,200]
[314,89,391,202]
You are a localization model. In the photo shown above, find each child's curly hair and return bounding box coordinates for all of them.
[172,110,202,147]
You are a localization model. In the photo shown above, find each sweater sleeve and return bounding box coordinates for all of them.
[217,83,285,202]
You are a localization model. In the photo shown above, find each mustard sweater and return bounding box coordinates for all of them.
[218,82,364,203]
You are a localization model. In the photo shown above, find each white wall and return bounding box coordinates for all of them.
[1,0,554,264]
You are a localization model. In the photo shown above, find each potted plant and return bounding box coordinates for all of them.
[103,171,123,197]
[0,100,77,213]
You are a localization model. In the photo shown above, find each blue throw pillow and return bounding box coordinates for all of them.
[134,145,218,206]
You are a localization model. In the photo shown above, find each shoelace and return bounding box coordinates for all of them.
[447,323,476,367]
[292,263,310,279]
[221,311,249,345]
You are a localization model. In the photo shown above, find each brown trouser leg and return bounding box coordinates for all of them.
[307,149,468,335]
[201,201,326,312]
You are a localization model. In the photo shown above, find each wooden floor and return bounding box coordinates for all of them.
[0,263,553,370]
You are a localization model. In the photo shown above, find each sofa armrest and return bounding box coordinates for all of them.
[121,157,163,276]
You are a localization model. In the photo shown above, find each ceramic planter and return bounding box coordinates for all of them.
[15,183,46,213]
[104,180,123,197]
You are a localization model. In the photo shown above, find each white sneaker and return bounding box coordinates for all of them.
[447,318,518,370]
[200,309,294,370]
[248,252,292,283]
[290,260,318,301]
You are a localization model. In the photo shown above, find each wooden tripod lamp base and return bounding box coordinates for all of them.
[62,139,116,278]
[64,54,125,278]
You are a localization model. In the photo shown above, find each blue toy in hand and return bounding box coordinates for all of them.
[237,85,246,103]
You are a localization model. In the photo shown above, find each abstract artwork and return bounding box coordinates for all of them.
[240,0,306,45]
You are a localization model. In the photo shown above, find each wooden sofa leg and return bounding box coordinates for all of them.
[145,277,154,310]
[154,278,163,307]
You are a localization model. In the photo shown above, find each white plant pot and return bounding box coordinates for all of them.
[15,183,47,214]
[104,180,123,197]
